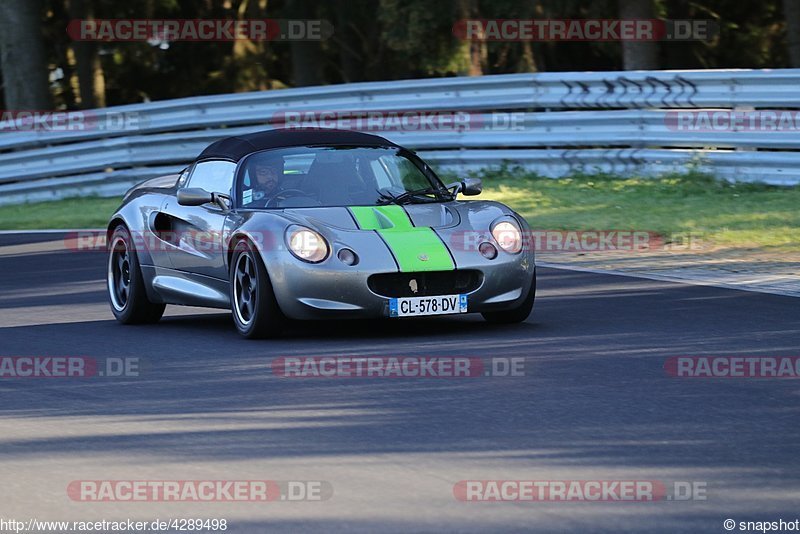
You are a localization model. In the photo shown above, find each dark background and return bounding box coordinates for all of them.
[0,0,798,110]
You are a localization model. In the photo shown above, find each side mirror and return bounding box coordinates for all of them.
[461,178,482,196]
[177,187,214,206]
[177,188,230,210]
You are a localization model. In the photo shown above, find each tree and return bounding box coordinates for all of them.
[227,0,272,91]
[0,0,52,109]
[456,0,485,76]
[66,0,106,108]
[618,0,660,70]
[784,0,800,67]
[378,0,475,77]
[333,0,363,82]
[286,0,324,86]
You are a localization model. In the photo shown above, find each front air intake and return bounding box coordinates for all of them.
[368,270,482,298]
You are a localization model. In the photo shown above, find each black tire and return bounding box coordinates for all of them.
[229,239,285,339]
[107,225,165,324]
[481,271,536,324]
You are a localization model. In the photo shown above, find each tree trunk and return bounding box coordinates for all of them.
[230,0,270,91]
[456,0,483,76]
[334,0,361,82]
[618,0,659,70]
[517,42,538,72]
[287,0,323,86]
[784,0,800,67]
[290,41,324,86]
[66,0,106,108]
[517,0,538,72]
[0,0,51,109]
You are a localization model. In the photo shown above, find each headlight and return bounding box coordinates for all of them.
[491,220,523,253]
[286,226,328,263]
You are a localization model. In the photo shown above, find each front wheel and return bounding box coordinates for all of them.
[229,239,286,339]
[107,225,165,324]
[481,271,536,324]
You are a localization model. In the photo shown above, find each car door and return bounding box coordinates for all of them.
[140,167,190,272]
[161,159,237,280]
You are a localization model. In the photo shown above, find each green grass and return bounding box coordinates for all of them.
[460,167,800,251]
[1,170,798,251]
[0,196,122,230]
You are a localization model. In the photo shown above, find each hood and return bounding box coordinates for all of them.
[280,204,459,272]
[281,203,459,231]
[254,201,518,273]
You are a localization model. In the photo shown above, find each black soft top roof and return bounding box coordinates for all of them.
[197,128,399,162]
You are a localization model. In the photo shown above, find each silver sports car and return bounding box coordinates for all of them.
[107,129,535,338]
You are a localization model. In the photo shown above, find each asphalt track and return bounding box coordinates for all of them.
[0,232,798,533]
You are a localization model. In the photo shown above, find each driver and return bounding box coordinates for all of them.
[248,158,283,204]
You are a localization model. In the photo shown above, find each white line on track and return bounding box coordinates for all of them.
[0,229,103,234]
[538,261,800,298]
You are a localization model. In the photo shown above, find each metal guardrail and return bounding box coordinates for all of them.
[1,68,799,205]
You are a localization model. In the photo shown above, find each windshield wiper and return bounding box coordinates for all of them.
[376,186,453,206]
[376,189,400,205]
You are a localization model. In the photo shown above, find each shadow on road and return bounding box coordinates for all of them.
[1,265,799,529]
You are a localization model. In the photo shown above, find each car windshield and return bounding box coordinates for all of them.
[235,145,452,209]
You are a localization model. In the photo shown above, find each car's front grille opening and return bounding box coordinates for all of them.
[368,270,482,298]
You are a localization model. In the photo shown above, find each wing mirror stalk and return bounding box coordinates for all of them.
[446,177,483,197]
[177,188,231,210]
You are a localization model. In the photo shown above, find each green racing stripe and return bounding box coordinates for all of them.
[349,205,454,272]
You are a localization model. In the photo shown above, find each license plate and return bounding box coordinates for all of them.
[389,294,468,317]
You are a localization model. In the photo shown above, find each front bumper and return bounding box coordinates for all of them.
[261,245,535,320]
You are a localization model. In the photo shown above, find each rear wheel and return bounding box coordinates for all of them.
[230,239,285,339]
[107,225,165,324]
[481,271,536,324]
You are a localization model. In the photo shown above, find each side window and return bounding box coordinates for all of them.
[188,160,236,195]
